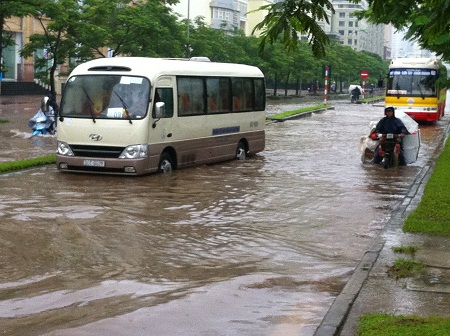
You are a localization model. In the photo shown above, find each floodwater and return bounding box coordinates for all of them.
[0,96,448,336]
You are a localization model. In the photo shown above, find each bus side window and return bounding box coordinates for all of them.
[206,77,231,113]
[254,78,266,110]
[153,88,174,118]
[178,77,205,116]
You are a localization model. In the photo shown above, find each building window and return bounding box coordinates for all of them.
[212,8,232,22]
[348,39,352,44]
[339,30,344,35]
[348,21,353,27]
[339,12,345,18]
[339,21,345,27]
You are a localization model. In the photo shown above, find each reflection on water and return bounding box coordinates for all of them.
[0,101,447,335]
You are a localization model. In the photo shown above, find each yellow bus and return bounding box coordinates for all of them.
[56,57,266,175]
[386,57,447,122]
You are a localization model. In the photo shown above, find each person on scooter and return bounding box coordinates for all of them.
[371,106,408,165]
[351,86,361,102]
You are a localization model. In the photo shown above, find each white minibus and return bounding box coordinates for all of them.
[56,57,266,175]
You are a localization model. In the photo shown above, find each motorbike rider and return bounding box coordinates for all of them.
[28,95,57,136]
[351,86,361,102]
[371,106,408,165]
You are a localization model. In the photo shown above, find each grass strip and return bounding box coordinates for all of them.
[358,314,450,336]
[387,258,425,279]
[0,154,56,174]
[267,104,328,120]
[403,137,450,235]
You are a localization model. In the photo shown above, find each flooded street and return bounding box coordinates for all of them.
[0,96,448,335]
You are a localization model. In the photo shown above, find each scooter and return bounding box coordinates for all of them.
[378,133,401,169]
[28,96,56,136]
[350,93,359,103]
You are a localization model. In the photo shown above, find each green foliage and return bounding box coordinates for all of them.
[388,258,425,279]
[403,138,450,235]
[267,105,328,120]
[0,154,56,174]
[251,0,334,58]
[354,0,450,61]
[12,1,386,95]
[391,245,419,256]
[358,314,450,336]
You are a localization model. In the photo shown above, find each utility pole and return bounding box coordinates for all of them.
[186,0,191,58]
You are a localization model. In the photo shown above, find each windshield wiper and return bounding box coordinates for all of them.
[417,83,425,99]
[82,86,96,123]
[113,89,132,124]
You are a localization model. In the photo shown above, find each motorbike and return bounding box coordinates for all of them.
[28,96,57,136]
[378,133,401,169]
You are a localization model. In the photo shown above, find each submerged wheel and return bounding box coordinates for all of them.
[384,154,391,169]
[236,141,247,160]
[158,153,174,173]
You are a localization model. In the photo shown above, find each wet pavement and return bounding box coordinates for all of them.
[0,95,449,336]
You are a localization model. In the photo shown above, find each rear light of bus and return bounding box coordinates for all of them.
[119,144,148,159]
[57,141,74,156]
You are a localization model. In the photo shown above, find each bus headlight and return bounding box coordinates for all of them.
[119,144,148,159]
[57,141,74,156]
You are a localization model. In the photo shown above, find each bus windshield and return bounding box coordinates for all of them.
[61,75,150,119]
[386,68,437,97]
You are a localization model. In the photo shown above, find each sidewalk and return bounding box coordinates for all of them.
[315,121,450,335]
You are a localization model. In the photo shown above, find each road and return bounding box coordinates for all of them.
[0,97,447,335]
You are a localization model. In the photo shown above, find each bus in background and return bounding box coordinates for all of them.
[56,57,265,175]
[386,57,447,122]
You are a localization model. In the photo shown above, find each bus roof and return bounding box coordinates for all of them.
[389,57,440,69]
[69,57,265,79]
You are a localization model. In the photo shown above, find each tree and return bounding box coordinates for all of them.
[353,0,450,61]
[20,0,80,96]
[75,0,184,58]
[20,0,184,94]
[250,0,334,58]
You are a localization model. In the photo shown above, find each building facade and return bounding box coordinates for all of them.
[2,16,44,82]
[170,0,282,37]
[329,0,388,58]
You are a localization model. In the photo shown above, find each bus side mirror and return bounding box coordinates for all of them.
[154,102,165,118]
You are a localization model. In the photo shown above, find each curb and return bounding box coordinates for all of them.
[313,119,450,336]
[267,106,335,123]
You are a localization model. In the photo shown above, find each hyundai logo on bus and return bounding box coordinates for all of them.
[89,134,103,141]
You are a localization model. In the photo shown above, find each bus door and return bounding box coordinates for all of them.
[152,86,175,141]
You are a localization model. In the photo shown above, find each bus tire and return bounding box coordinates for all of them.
[236,141,247,160]
[158,153,174,173]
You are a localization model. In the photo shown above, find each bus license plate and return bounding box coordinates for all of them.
[83,159,105,167]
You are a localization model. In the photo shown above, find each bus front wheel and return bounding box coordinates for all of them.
[236,142,247,160]
[158,153,174,173]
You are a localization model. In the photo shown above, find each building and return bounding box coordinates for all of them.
[330,0,388,58]
[171,0,389,59]
[170,0,282,37]
[2,16,43,82]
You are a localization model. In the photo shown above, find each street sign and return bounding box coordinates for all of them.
[360,69,370,80]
